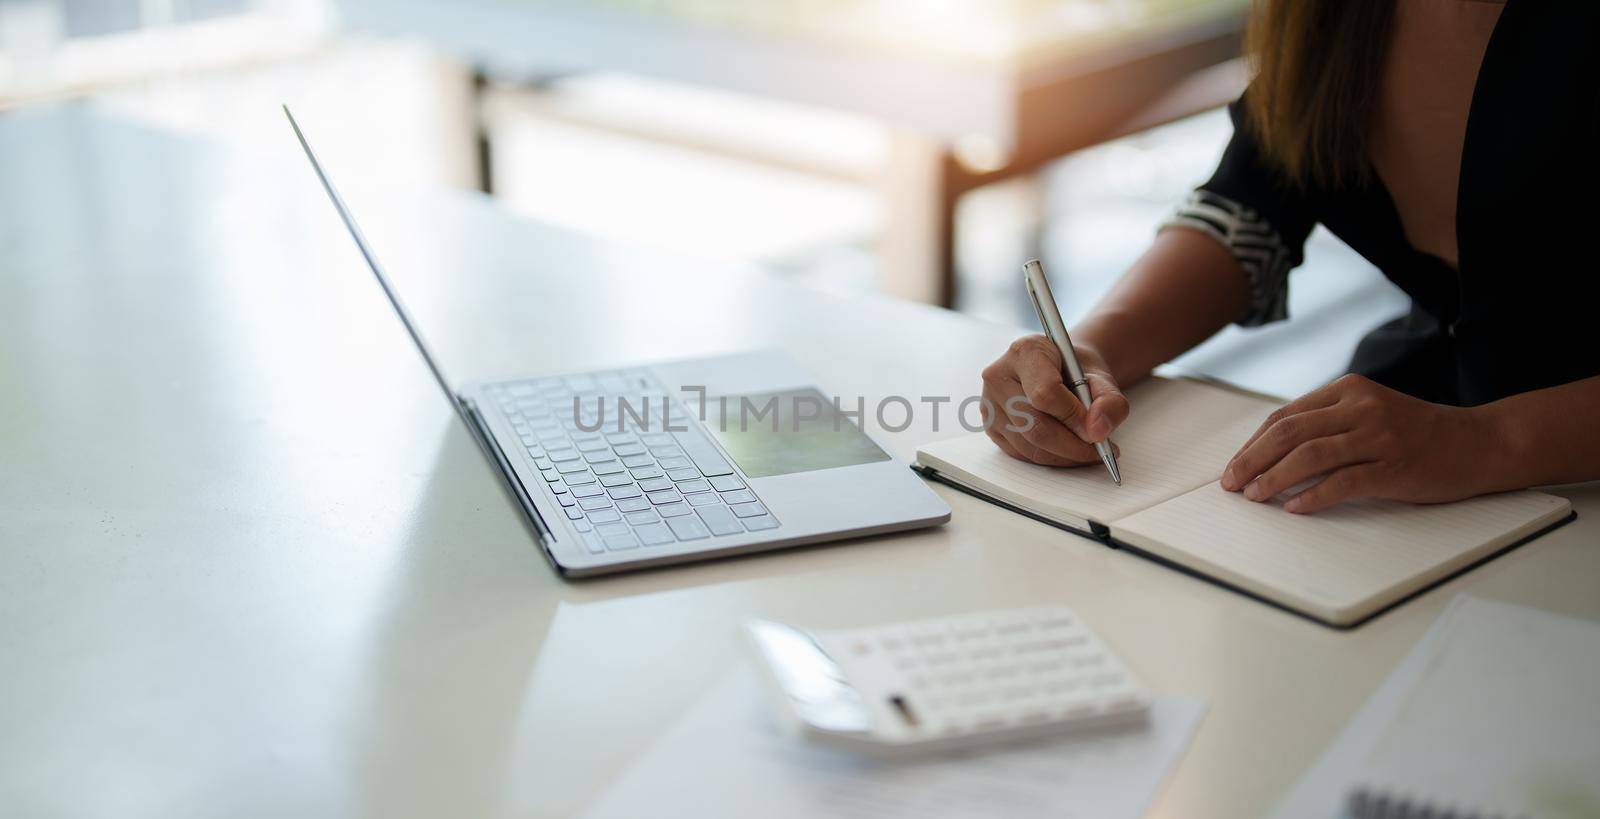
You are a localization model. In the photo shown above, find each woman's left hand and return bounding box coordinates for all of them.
[1220,374,1504,514]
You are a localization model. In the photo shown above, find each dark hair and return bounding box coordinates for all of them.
[1244,0,1395,190]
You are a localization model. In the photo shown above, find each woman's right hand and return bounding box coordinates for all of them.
[979,335,1130,466]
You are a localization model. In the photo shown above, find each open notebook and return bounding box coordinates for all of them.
[912,377,1574,628]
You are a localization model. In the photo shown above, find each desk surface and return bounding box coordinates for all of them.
[3,108,1596,818]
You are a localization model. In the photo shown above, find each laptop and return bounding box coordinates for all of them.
[285,107,950,576]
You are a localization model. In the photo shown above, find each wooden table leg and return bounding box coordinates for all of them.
[471,67,494,195]
[879,131,967,308]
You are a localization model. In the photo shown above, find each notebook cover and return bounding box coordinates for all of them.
[910,464,1576,630]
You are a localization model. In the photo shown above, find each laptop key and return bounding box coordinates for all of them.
[666,467,700,482]
[564,471,597,486]
[686,492,722,507]
[665,515,711,541]
[695,505,743,537]
[595,521,629,537]
[608,484,643,500]
[647,489,682,505]
[630,466,664,481]
[591,460,628,476]
[709,475,744,492]
[556,460,590,474]
[565,507,584,520]
[668,425,735,477]
[577,439,610,453]
[600,474,634,488]
[719,489,756,505]
[556,494,577,507]
[572,519,593,533]
[581,533,607,555]
[583,450,616,464]
[656,502,693,518]
[541,469,561,483]
[634,522,676,546]
[677,479,712,494]
[625,510,661,527]
[604,534,640,551]
[638,477,673,492]
[658,456,692,471]
[648,445,684,459]
[622,454,654,468]
[588,508,622,524]
[742,514,779,531]
[613,444,647,458]
[579,497,614,513]
[640,432,675,446]
[533,457,554,471]
[616,497,651,513]
[549,449,583,463]
[729,502,768,518]
[570,482,606,498]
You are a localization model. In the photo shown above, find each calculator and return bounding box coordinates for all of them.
[745,605,1151,756]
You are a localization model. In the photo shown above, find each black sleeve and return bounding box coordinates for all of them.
[1161,96,1318,326]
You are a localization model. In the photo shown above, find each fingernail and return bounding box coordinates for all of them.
[1284,498,1303,513]
[1244,482,1265,501]
[1222,466,1238,489]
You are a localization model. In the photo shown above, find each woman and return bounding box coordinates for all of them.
[980,0,1600,513]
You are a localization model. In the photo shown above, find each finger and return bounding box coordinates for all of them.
[1016,411,1101,463]
[999,398,1096,464]
[984,424,1026,461]
[1223,406,1351,491]
[1233,380,1350,457]
[1082,372,1129,442]
[1011,346,1087,433]
[1283,463,1387,514]
[1242,432,1370,502]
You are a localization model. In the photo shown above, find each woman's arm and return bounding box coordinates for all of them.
[1072,226,1252,386]
[977,227,1250,465]
[1222,373,1600,513]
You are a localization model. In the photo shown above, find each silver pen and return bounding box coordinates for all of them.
[1022,259,1122,485]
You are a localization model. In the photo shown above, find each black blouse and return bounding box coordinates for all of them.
[1177,0,1600,407]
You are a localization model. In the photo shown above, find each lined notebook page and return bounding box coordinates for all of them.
[915,378,1278,524]
[1114,483,1571,623]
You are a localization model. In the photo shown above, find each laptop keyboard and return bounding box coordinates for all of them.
[489,369,780,554]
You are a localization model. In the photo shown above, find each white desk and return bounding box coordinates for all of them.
[2,108,1595,818]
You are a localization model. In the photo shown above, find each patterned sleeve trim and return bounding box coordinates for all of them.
[1158,190,1296,327]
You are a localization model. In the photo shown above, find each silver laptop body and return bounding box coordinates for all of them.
[286,108,950,576]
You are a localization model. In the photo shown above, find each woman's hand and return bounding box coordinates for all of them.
[979,335,1130,466]
[1221,374,1503,514]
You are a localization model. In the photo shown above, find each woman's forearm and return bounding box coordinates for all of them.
[1481,375,1600,490]
[1071,227,1250,386]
